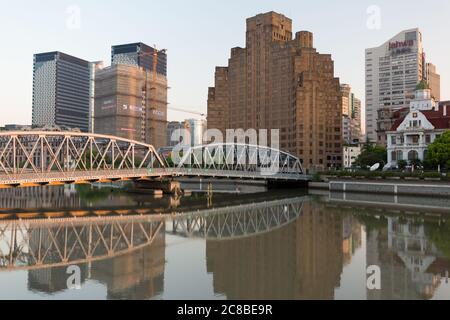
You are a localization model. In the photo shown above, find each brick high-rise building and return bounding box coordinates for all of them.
[207,12,342,171]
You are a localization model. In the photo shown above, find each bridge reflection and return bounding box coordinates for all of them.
[2,192,450,300]
[0,195,311,299]
[0,216,165,271]
[0,196,307,272]
[170,197,305,240]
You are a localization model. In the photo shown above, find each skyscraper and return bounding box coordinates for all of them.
[94,43,168,148]
[365,29,440,145]
[94,64,168,149]
[207,12,342,171]
[32,51,91,132]
[111,42,167,76]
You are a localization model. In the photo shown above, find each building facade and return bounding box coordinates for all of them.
[0,124,32,131]
[166,119,207,147]
[426,63,440,101]
[185,119,207,146]
[207,12,342,171]
[341,84,362,144]
[89,61,104,133]
[365,29,441,145]
[343,146,361,169]
[94,63,168,149]
[166,121,184,147]
[387,84,450,166]
[32,51,91,132]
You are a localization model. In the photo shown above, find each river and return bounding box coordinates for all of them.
[0,184,450,300]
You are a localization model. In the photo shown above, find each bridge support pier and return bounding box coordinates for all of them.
[134,180,183,195]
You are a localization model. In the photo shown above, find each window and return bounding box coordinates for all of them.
[408,150,419,161]
[391,136,396,145]
[392,151,397,161]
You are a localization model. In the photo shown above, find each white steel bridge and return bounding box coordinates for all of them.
[0,132,309,187]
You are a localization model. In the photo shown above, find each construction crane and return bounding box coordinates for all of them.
[168,106,206,118]
[138,47,206,145]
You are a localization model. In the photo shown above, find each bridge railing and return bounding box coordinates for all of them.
[163,143,305,176]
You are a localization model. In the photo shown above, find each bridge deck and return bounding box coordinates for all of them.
[0,168,310,187]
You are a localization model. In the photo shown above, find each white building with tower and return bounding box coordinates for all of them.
[386,82,450,166]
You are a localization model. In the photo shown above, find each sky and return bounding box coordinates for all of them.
[0,0,449,128]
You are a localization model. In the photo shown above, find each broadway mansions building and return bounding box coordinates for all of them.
[207,11,343,171]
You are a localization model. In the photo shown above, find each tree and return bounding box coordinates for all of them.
[355,138,387,169]
[425,131,450,170]
[410,158,423,169]
[398,160,407,170]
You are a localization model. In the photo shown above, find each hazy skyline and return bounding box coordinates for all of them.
[0,0,449,128]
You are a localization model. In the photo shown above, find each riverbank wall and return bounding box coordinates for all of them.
[309,179,450,197]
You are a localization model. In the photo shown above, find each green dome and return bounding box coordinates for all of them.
[416,80,429,90]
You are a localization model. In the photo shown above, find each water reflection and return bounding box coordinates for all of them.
[1,216,166,299]
[206,201,353,300]
[1,187,450,300]
[364,215,450,300]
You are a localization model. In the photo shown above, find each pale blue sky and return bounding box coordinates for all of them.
[0,0,449,126]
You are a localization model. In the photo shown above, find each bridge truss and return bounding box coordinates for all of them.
[0,132,165,186]
[0,132,307,186]
[0,216,164,271]
[170,197,305,240]
[173,143,304,176]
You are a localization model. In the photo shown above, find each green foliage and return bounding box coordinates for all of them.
[410,158,422,168]
[356,214,388,235]
[425,131,450,169]
[425,221,450,259]
[75,184,114,203]
[422,172,442,179]
[312,172,322,182]
[164,155,175,167]
[415,80,430,90]
[355,139,387,168]
[397,160,407,170]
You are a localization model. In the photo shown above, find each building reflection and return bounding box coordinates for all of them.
[12,218,167,300]
[28,265,88,294]
[0,185,81,209]
[342,215,362,266]
[90,231,165,300]
[205,200,361,300]
[366,216,450,300]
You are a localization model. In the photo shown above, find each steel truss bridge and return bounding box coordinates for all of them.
[0,132,308,187]
[0,197,306,271]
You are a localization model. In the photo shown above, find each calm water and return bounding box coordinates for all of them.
[1,185,450,300]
